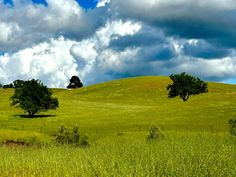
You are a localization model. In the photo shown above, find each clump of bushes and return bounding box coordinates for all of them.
[146,125,164,142]
[229,119,236,136]
[55,126,89,147]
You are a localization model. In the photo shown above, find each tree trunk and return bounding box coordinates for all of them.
[181,93,189,101]
[28,111,35,117]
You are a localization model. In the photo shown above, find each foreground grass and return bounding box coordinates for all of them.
[0,132,235,177]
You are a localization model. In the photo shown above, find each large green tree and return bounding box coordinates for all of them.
[11,79,59,117]
[167,72,208,101]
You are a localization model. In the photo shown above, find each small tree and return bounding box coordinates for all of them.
[11,79,59,117]
[67,76,83,89]
[167,72,208,101]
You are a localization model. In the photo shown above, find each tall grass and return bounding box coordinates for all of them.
[0,132,235,177]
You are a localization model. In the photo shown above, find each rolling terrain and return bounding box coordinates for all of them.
[0,76,235,176]
[0,76,235,136]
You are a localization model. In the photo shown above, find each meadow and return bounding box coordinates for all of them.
[0,76,235,176]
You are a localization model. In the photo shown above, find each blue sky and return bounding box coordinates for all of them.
[0,0,236,87]
[75,0,98,9]
[3,0,13,5]
[4,0,97,8]
[31,0,48,6]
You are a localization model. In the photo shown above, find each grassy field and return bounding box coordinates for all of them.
[0,76,236,176]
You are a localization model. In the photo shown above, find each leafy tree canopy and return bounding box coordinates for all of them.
[2,80,25,89]
[167,72,208,101]
[11,79,59,117]
[13,80,25,88]
[67,76,83,89]
[3,83,14,89]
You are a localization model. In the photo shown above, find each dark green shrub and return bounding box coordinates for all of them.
[229,119,236,136]
[80,136,89,147]
[55,126,71,144]
[55,126,89,147]
[147,126,164,142]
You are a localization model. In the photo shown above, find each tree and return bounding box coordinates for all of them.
[3,83,14,89]
[67,76,83,89]
[2,80,24,89]
[11,79,59,117]
[13,80,25,88]
[167,72,208,101]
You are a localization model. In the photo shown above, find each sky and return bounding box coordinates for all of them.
[0,0,236,87]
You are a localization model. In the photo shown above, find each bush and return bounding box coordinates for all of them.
[147,126,164,142]
[55,126,89,147]
[80,136,89,147]
[229,119,236,136]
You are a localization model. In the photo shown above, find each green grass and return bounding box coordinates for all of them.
[0,133,235,177]
[1,76,236,134]
[0,76,236,176]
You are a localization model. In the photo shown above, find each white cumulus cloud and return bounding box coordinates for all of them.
[97,0,111,7]
[0,37,79,88]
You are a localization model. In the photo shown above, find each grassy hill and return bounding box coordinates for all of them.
[0,76,236,176]
[0,76,235,135]
[0,76,236,131]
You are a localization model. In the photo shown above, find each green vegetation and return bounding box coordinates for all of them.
[146,125,164,142]
[67,75,83,89]
[229,119,236,136]
[167,72,208,101]
[10,79,59,117]
[0,133,235,177]
[0,76,235,176]
[55,126,89,147]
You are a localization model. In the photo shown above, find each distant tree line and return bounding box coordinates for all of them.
[1,79,27,89]
[3,83,14,88]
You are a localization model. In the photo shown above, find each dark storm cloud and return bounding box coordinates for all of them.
[183,40,231,59]
[109,25,166,50]
[109,24,175,61]
[110,0,236,48]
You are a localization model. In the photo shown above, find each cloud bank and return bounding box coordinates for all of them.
[0,0,236,87]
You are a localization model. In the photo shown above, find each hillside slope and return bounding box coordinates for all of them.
[0,76,236,134]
